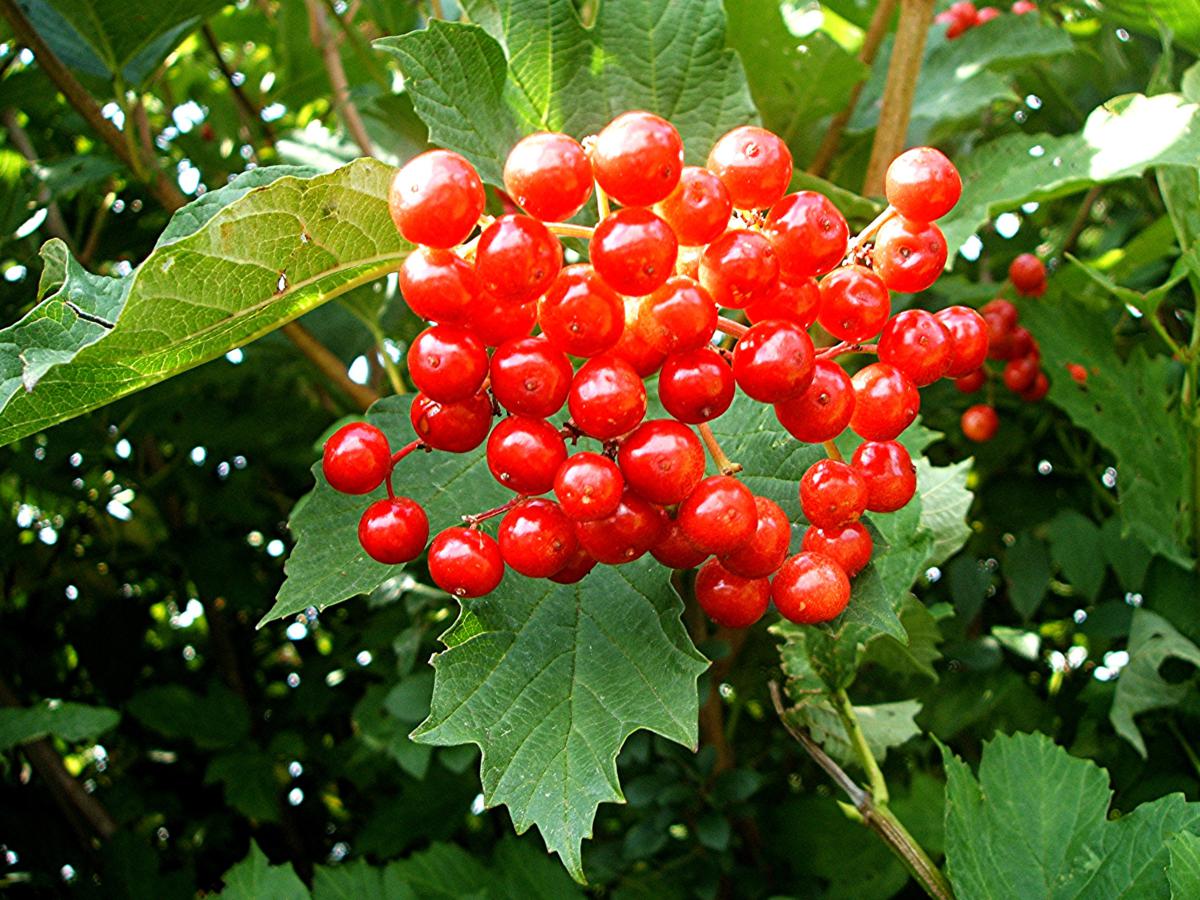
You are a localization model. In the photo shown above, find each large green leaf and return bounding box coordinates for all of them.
[216,841,309,900]
[942,731,1200,899]
[1094,0,1200,55]
[0,160,410,447]
[126,683,250,750]
[0,699,120,752]
[1168,832,1200,898]
[793,698,921,767]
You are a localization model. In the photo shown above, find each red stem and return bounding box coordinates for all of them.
[385,439,426,499]
[715,316,749,339]
[816,342,878,360]
[463,496,522,526]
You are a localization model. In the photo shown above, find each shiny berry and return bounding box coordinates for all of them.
[818,265,891,342]
[706,126,793,210]
[503,132,593,222]
[878,309,953,386]
[744,274,821,329]
[695,559,771,628]
[398,247,479,325]
[591,111,684,207]
[538,264,624,357]
[765,191,849,278]
[981,298,1019,331]
[650,517,709,570]
[954,369,986,393]
[410,392,493,452]
[654,166,733,245]
[1009,253,1046,296]
[678,476,758,555]
[568,355,648,439]
[468,294,538,347]
[617,419,706,505]
[802,523,872,577]
[475,214,562,305]
[427,527,504,598]
[590,208,678,296]
[637,277,718,354]
[659,346,736,424]
[961,404,999,442]
[872,217,948,293]
[358,497,429,564]
[719,496,791,578]
[548,545,598,584]
[771,552,851,624]
[851,440,916,512]
[699,229,779,309]
[575,490,666,564]
[850,363,919,441]
[774,359,855,443]
[934,306,990,376]
[1020,370,1050,401]
[388,150,485,248]
[732,320,815,402]
[976,5,1002,23]
[486,416,567,495]
[884,147,961,221]
[554,452,624,521]
[1011,0,1037,13]
[407,325,488,402]
[1003,356,1039,393]
[800,459,868,529]
[498,498,579,578]
[490,337,573,417]
[610,311,669,377]
[323,422,391,495]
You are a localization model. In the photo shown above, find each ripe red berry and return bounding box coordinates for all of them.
[590,207,678,296]
[410,392,494,453]
[934,306,990,376]
[637,277,718,354]
[850,363,920,441]
[719,496,791,578]
[851,440,916,512]
[706,126,793,211]
[610,312,669,377]
[1011,1,1036,14]
[468,294,538,347]
[538,264,625,357]
[765,191,849,278]
[388,149,485,248]
[1007,326,1036,361]
[1020,370,1050,402]
[934,2,977,38]
[975,6,1001,23]
[771,552,851,624]
[323,422,391,495]
[428,527,505,598]
[659,346,736,424]
[567,355,648,439]
[818,265,891,343]
[678,476,758,555]
[774,359,855,443]
[498,498,579,578]
[1003,356,1039,393]
[575,490,666,564]
[872,217,948,293]
[699,229,780,309]
[954,369,986,393]
[548,545,598,584]
[554,452,625,521]
[1009,253,1046,296]
[503,132,593,222]
[654,166,733,246]
[801,523,872,577]
[407,325,488,402]
[800,459,869,529]
[1067,362,1088,385]
[490,337,574,417]
[617,419,706,506]
[358,497,429,564]
[695,559,771,628]
[981,298,1019,331]
[398,247,479,325]
[486,416,567,495]
[650,517,709,570]
[732,320,815,403]
[475,214,563,305]
[744,274,821,329]
[878,309,953,386]
[961,404,999,442]
[884,147,962,222]
[591,111,684,207]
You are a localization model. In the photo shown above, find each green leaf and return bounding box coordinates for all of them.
[126,683,250,749]
[1110,609,1200,758]
[379,839,585,899]
[205,748,281,823]
[1100,516,1153,592]
[1066,252,1190,319]
[0,159,409,447]
[216,841,309,900]
[312,860,404,900]
[0,699,120,752]
[1005,532,1052,619]
[1168,832,1200,899]
[793,699,922,767]
[859,594,945,680]
[1094,0,1200,55]
[942,731,1200,899]
[1047,510,1105,601]
[411,557,707,881]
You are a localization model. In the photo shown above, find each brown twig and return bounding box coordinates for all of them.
[79,187,116,267]
[0,108,75,249]
[200,24,277,147]
[305,0,374,157]
[281,321,379,412]
[1062,184,1102,257]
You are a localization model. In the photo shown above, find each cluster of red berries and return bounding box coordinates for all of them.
[955,253,1049,441]
[320,112,987,629]
[936,0,1036,38]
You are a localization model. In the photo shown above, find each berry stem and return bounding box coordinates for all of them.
[822,440,844,463]
[815,341,878,360]
[697,422,743,475]
[462,496,522,526]
[832,688,889,805]
[546,222,595,239]
[714,316,749,339]
[383,439,426,499]
[846,206,898,258]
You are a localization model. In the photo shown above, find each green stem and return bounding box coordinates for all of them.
[833,688,889,806]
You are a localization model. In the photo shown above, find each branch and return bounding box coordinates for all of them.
[200,24,277,147]
[305,0,374,157]
[833,687,889,805]
[0,107,75,250]
[697,422,742,475]
[281,321,380,412]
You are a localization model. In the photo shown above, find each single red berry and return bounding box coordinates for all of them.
[878,309,953,386]
[961,404,999,442]
[719,496,791,579]
[498,498,579,578]
[934,306,990,376]
[610,310,669,377]
[503,132,593,222]
[678,476,758,555]
[486,416,567,495]
[490,337,573,417]
[771,552,851,624]
[981,298,1019,331]
[358,497,429,564]
[548,544,598,584]
[410,392,494,453]
[637,276,718,354]
[800,459,869,529]
[774,359,854,443]
[591,111,684,207]
[1011,1,1037,14]
[659,346,736,424]
[765,191,849,278]
[650,517,709,570]
[934,3,976,38]
[323,422,391,495]
[398,247,478,325]
[575,490,666,564]
[695,559,771,628]
[538,264,625,357]
[1009,253,1046,296]
[1008,326,1036,361]
[732,320,815,403]
[1020,370,1050,402]
[1003,355,1039,393]
[654,166,733,246]
[851,440,916,512]
[407,325,488,403]
[388,150,485,248]
[475,214,563,305]
[590,207,678,296]
[872,217,948,294]
[744,274,821,329]
[699,229,780,309]
[428,527,504,598]
[884,147,962,221]
[954,369,987,393]
[818,265,891,343]
[706,126,793,211]
[467,294,538,347]
[617,419,706,506]
[975,5,1001,22]
[568,355,648,439]
[850,363,920,441]
[554,452,625,521]
[802,522,872,577]
[1067,362,1088,385]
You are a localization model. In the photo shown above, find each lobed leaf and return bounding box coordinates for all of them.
[0,699,120,752]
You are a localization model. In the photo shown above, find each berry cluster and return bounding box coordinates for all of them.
[321,113,986,629]
[954,253,1049,442]
[936,0,1036,39]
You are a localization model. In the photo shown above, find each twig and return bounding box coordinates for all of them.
[320,0,391,90]
[79,188,116,267]
[0,108,74,250]
[697,422,742,475]
[715,316,749,339]
[305,0,374,157]
[833,688,889,805]
[200,24,277,147]
[1061,185,1101,257]
[822,440,844,463]
[281,321,380,411]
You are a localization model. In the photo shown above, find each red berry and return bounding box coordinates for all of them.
[398,247,478,325]
[1011,1,1036,14]
[934,306,990,376]
[732,320,815,403]
[802,523,872,577]
[389,150,485,248]
[498,498,579,578]
[744,274,821,329]
[774,359,855,443]
[407,325,488,403]
[850,363,920,441]
[650,517,709,570]
[981,298,1019,331]
[538,264,625,357]
[935,2,977,39]
[591,111,684,207]
[503,132,593,222]
[1009,253,1046,296]
[554,452,625,521]
[548,544,598,584]
[1003,355,1039,393]
[410,392,493,453]
[800,459,869,529]
[706,126,793,211]
[637,277,718,354]
[765,191,849,278]
[568,355,648,439]
[475,214,562,305]
[486,416,567,495]
[961,404,999,442]
[610,310,669,377]
[884,147,961,222]
[428,527,504,598]
[878,309,953,386]
[358,497,429,564]
[975,6,1001,23]
[323,422,391,495]
[468,294,538,347]
[851,440,916,512]
[659,346,736,424]
[954,369,986,393]
[771,552,851,624]
[719,496,791,578]
[695,559,771,628]
[1020,370,1050,402]
[872,217,948,293]
[699,229,780,309]
[654,166,732,246]
[490,337,573,417]
[575,490,666,564]
[617,419,706,506]
[818,265,891,343]
[1007,326,1036,361]
[678,475,758,555]
[1067,362,1088,385]
[590,207,678,296]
